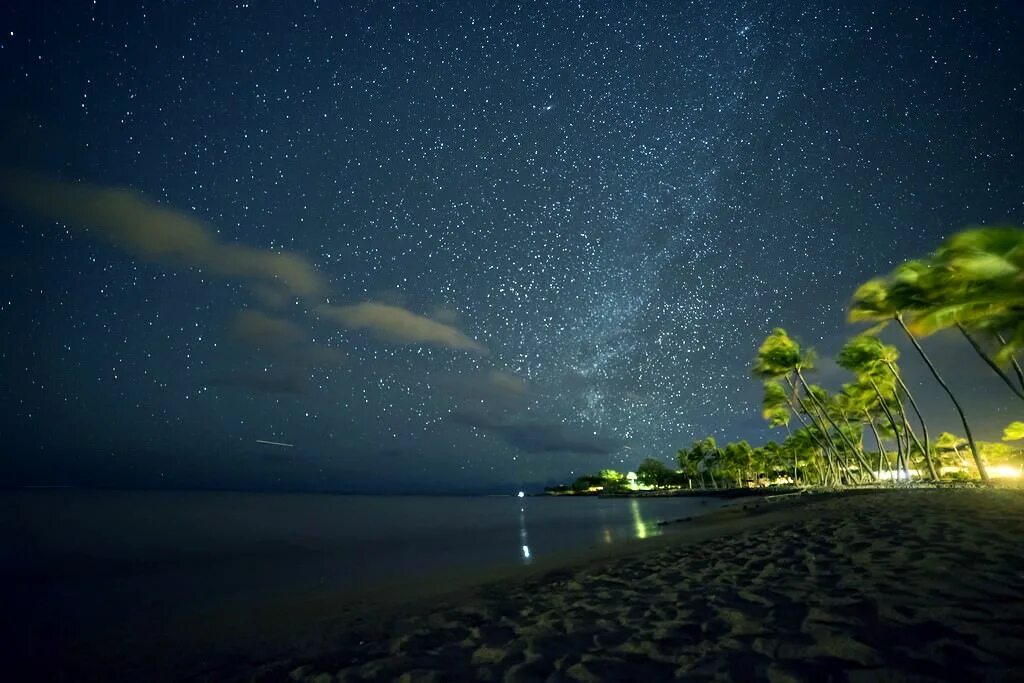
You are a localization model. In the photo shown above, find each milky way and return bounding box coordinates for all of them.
[1,2,1022,491]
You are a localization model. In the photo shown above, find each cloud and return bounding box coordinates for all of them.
[230,309,345,367]
[486,370,528,397]
[0,170,492,368]
[208,369,307,395]
[430,307,461,325]
[440,370,529,408]
[316,301,487,354]
[0,171,323,298]
[451,410,621,454]
[231,310,306,350]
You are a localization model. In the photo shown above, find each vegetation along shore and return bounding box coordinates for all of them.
[549,226,1024,497]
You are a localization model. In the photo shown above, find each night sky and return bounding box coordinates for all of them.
[1,1,1022,493]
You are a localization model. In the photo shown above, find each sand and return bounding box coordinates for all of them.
[266,488,1024,682]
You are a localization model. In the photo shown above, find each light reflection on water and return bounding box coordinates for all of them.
[4,492,729,600]
[630,497,661,540]
[518,507,532,564]
[518,496,663,564]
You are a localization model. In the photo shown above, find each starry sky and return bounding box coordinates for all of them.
[1,1,1022,493]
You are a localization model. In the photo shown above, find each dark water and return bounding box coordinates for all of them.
[1,491,728,678]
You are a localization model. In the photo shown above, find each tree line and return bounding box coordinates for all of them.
[550,226,1024,493]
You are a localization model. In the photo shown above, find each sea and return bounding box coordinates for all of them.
[1,490,730,679]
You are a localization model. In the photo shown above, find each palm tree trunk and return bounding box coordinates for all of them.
[995,331,1024,394]
[864,410,887,480]
[796,370,861,456]
[841,414,875,482]
[957,325,1024,401]
[795,370,873,478]
[893,397,917,480]
[895,314,989,482]
[868,377,905,481]
[784,376,841,471]
[888,394,911,473]
[885,361,938,480]
[889,386,919,478]
[781,423,798,483]
[790,382,839,462]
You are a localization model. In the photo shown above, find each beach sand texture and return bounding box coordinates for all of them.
[279,489,1024,682]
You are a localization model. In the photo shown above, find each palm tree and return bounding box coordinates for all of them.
[703,437,722,489]
[806,383,875,482]
[837,340,912,479]
[723,440,755,487]
[686,438,721,489]
[1004,421,1024,442]
[762,440,796,484]
[850,275,989,481]
[759,388,803,483]
[903,227,1024,401]
[838,381,891,481]
[873,414,900,480]
[761,381,792,432]
[783,427,827,485]
[760,377,842,478]
[836,335,938,480]
[675,448,700,489]
[934,431,969,473]
[788,363,869,477]
[677,445,706,489]
[754,329,859,481]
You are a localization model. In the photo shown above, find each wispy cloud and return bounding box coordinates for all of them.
[439,370,529,410]
[232,310,306,350]
[1,171,488,360]
[230,309,344,367]
[486,370,528,397]
[451,410,621,454]
[316,301,487,354]
[0,171,323,298]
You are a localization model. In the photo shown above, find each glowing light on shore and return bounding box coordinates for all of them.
[987,464,1022,479]
[876,469,921,481]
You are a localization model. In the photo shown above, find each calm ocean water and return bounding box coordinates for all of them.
[1,491,729,676]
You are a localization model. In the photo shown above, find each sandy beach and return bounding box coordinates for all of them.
[265,488,1024,682]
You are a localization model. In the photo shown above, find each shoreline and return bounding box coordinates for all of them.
[211,491,852,680]
[5,492,736,682]
[258,488,1024,682]
[547,480,998,500]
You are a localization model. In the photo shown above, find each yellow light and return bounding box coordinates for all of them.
[987,464,1022,479]
[630,498,648,539]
